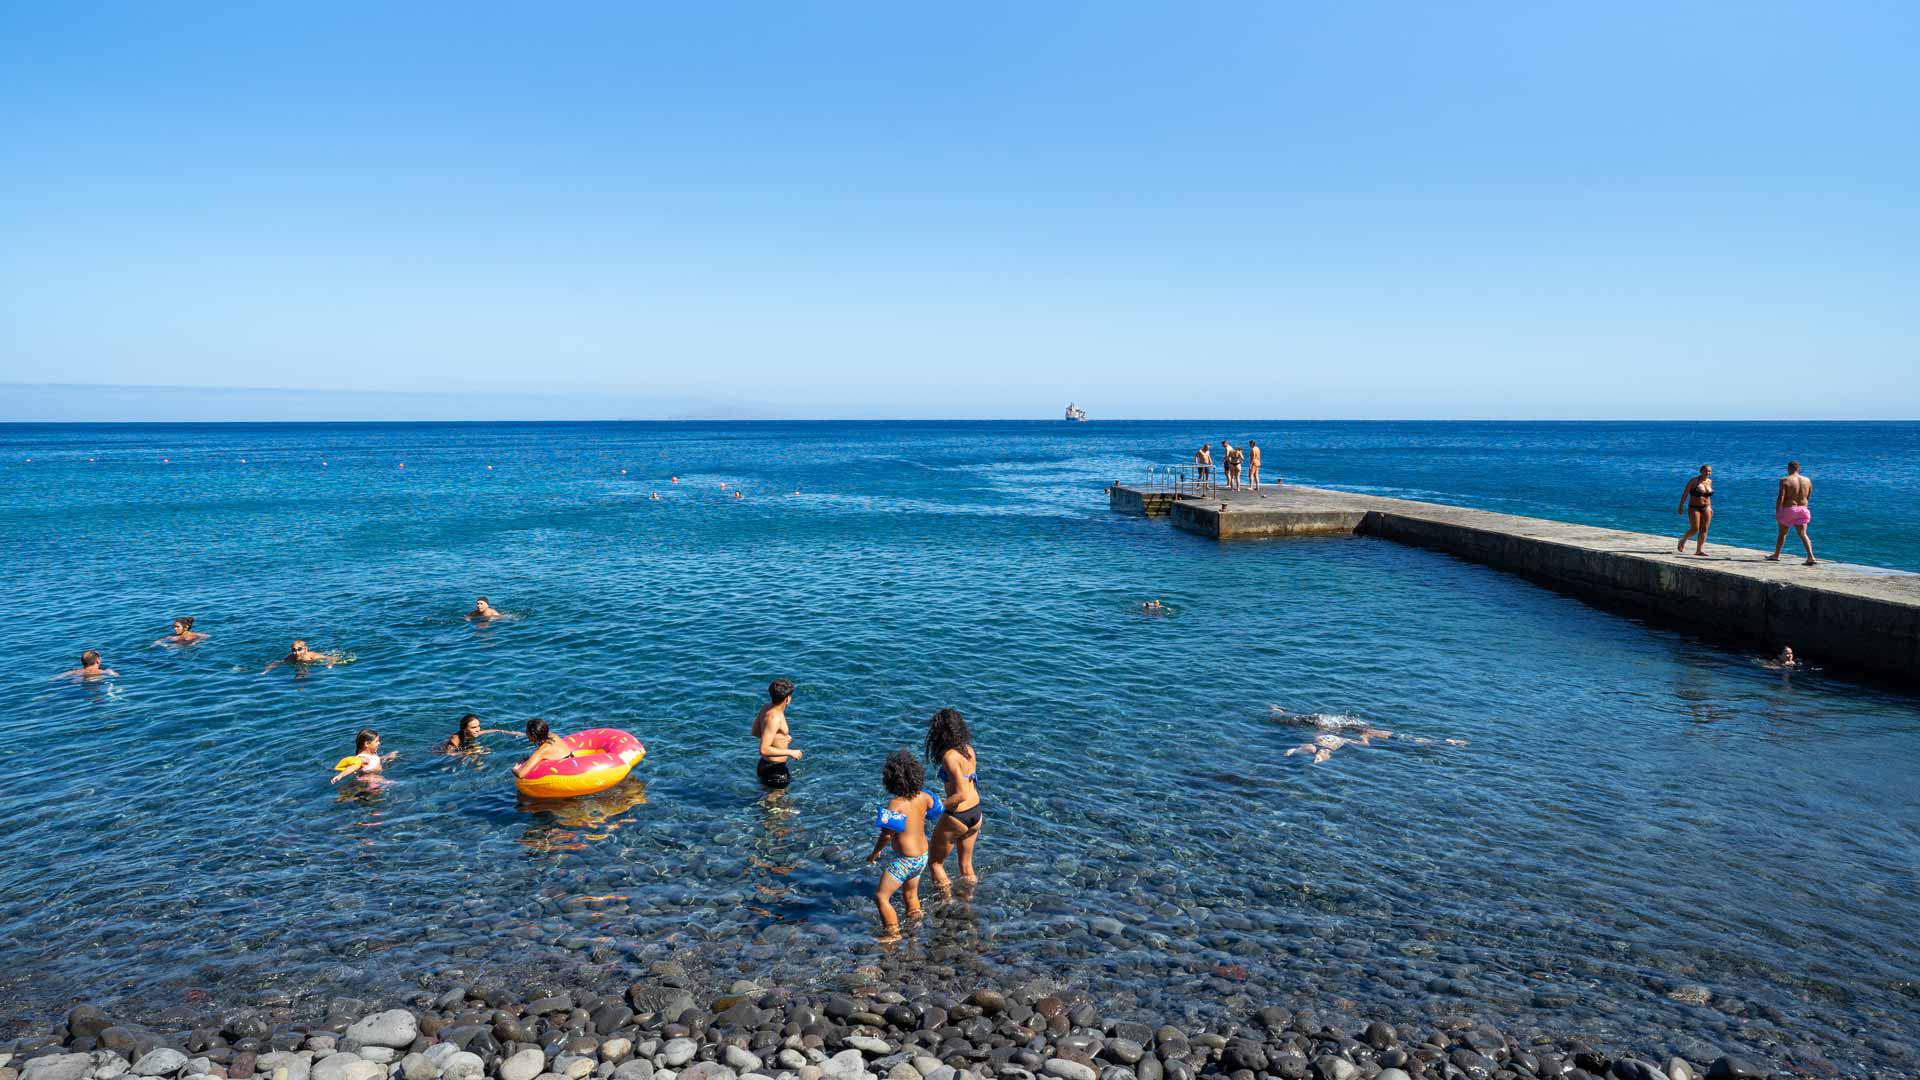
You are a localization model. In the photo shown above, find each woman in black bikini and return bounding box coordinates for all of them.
[925,707,983,888]
[1676,464,1714,556]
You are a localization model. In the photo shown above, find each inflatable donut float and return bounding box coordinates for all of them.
[515,728,645,798]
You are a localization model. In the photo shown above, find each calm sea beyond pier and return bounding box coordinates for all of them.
[4,421,1918,1079]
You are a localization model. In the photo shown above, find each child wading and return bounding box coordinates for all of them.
[867,749,938,936]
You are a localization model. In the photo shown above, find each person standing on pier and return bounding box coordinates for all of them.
[1769,461,1817,565]
[1195,444,1212,490]
[1676,464,1714,556]
[1248,440,1261,490]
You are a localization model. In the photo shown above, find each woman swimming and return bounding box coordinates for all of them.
[511,717,576,778]
[156,617,207,646]
[441,713,515,754]
[1676,464,1714,556]
[925,707,982,887]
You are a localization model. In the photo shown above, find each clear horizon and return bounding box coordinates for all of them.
[3,3,1916,421]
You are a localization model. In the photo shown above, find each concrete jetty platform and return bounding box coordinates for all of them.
[1111,483,1920,684]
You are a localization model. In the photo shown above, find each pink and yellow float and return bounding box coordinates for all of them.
[515,728,645,798]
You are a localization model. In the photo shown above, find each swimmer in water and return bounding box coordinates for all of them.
[58,649,117,680]
[441,712,516,754]
[511,717,576,778]
[752,678,803,788]
[333,728,397,784]
[1773,646,1799,668]
[1142,599,1165,614]
[466,597,502,621]
[650,491,660,500]
[1284,727,1392,764]
[156,616,207,646]
[265,639,344,672]
[867,749,934,936]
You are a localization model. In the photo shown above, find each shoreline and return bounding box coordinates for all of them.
[4,974,1788,1080]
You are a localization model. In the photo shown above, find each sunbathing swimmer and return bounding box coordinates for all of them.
[511,717,577,778]
[442,713,516,754]
[467,597,503,621]
[156,617,207,646]
[333,728,397,785]
[58,649,117,680]
[265,639,345,672]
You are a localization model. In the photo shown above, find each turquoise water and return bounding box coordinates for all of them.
[2,421,1917,1075]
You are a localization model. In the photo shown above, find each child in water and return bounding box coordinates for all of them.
[333,728,397,784]
[866,749,935,936]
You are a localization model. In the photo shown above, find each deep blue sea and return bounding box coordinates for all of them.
[2,421,1917,1076]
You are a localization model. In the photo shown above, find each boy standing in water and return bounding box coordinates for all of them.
[752,678,802,787]
[867,749,935,935]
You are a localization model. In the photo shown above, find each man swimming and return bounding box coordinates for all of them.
[59,649,117,680]
[752,678,803,788]
[265,639,344,672]
[467,597,503,621]
[156,617,207,645]
[1768,460,1817,565]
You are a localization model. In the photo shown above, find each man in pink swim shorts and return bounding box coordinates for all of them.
[1768,460,1817,566]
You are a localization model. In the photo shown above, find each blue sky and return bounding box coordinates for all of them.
[2,2,1915,420]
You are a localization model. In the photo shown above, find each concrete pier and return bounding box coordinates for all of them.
[1112,483,1920,684]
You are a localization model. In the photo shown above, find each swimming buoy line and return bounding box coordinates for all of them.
[875,789,944,832]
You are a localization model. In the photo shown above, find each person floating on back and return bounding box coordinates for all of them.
[752,678,802,788]
[467,596,503,621]
[867,749,936,937]
[925,708,983,889]
[1768,460,1817,565]
[58,649,117,680]
[1676,464,1714,557]
[333,728,396,785]
[442,712,515,754]
[156,617,207,646]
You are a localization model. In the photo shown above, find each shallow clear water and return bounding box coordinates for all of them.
[2,422,1917,1076]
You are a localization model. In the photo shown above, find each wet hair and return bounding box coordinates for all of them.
[1787,460,1801,473]
[81,649,101,666]
[174,617,195,631]
[475,596,489,606]
[355,728,378,751]
[453,713,481,748]
[768,678,794,704]
[526,717,551,742]
[925,707,973,770]
[882,749,924,798]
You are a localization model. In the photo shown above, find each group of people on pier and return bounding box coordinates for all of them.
[1192,438,1263,491]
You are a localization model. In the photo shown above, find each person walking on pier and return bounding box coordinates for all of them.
[1248,440,1262,490]
[1676,464,1714,556]
[1768,460,1817,566]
